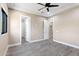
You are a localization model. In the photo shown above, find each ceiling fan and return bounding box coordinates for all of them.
[38,3,59,12]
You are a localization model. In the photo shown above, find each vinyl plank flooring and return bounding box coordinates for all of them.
[6,39,79,56]
[6,26,79,56]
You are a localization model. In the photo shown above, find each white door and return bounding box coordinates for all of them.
[44,20,49,40]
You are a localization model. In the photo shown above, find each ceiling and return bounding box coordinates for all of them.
[7,3,79,18]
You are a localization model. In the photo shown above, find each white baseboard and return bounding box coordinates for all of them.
[28,39,47,43]
[3,46,8,56]
[8,43,21,48]
[8,39,46,47]
[53,39,79,49]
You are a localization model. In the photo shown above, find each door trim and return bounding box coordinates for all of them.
[20,15,31,44]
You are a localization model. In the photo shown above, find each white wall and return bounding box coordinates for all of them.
[53,6,79,48]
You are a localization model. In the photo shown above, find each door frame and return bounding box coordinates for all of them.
[43,20,49,40]
[20,15,31,44]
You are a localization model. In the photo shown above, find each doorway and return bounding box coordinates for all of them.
[21,17,27,43]
[44,20,49,40]
[49,22,53,40]
[21,16,31,44]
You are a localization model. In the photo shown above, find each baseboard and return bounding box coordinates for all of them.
[28,39,46,43]
[53,39,79,49]
[3,46,8,56]
[8,43,21,48]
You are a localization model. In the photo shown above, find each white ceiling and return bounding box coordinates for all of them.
[7,3,79,18]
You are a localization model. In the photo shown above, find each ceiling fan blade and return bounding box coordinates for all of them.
[38,3,45,6]
[49,5,59,7]
[47,8,49,12]
[45,3,50,6]
[38,7,46,11]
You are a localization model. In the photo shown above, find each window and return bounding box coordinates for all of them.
[1,8,7,34]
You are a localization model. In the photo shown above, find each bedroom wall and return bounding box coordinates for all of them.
[8,9,46,45]
[53,6,79,48]
[0,3,8,56]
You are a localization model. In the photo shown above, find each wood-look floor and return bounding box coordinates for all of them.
[6,26,79,56]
